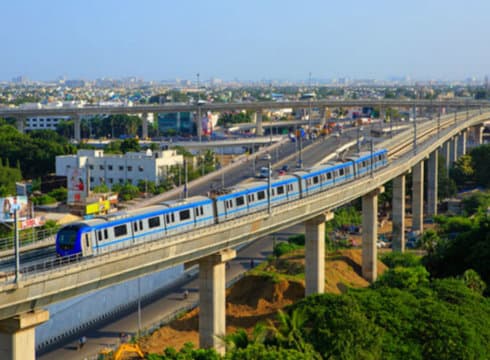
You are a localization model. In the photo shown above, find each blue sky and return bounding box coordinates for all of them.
[2,0,489,81]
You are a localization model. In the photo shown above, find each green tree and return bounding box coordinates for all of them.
[462,269,487,295]
[450,154,475,187]
[470,144,490,187]
[120,138,141,153]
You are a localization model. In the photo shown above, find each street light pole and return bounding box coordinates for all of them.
[14,207,20,283]
[413,105,417,155]
[183,159,188,199]
[308,72,312,131]
[370,140,374,178]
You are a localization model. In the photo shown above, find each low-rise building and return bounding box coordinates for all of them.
[56,148,184,190]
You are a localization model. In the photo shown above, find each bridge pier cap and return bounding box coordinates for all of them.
[0,310,49,360]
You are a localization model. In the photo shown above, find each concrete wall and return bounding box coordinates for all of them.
[36,265,183,349]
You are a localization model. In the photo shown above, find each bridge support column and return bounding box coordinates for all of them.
[362,187,383,282]
[392,174,406,252]
[0,310,49,360]
[15,117,25,133]
[450,136,458,164]
[319,107,328,128]
[141,113,150,139]
[199,249,236,355]
[457,131,467,157]
[427,151,438,217]
[196,107,203,142]
[412,161,424,233]
[476,126,484,145]
[73,114,81,142]
[380,107,386,123]
[305,212,333,296]
[442,142,450,175]
[256,111,264,136]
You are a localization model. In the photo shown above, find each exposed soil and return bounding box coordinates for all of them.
[138,248,387,355]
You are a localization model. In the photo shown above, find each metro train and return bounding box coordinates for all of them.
[56,149,388,258]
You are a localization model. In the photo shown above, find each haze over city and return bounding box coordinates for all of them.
[2,0,490,82]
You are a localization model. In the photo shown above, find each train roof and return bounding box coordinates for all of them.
[160,195,212,208]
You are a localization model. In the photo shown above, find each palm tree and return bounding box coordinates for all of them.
[268,309,308,352]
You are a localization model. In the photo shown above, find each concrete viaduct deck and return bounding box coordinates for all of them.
[0,108,488,358]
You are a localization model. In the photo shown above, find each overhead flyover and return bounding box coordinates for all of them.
[0,109,488,357]
[0,108,487,315]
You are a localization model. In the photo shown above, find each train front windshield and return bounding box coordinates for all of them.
[57,226,79,251]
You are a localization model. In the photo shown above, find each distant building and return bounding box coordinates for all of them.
[157,112,195,134]
[55,149,184,189]
[26,116,71,131]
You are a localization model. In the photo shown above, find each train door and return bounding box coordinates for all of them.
[81,231,93,256]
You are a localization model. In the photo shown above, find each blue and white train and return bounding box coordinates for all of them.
[56,149,388,258]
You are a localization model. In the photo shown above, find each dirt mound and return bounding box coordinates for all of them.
[138,249,386,354]
[226,275,304,308]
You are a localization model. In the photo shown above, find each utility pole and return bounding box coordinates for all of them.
[14,206,20,283]
[370,140,374,178]
[184,159,188,199]
[413,105,417,155]
[308,72,312,131]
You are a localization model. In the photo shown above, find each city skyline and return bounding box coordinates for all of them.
[2,0,490,82]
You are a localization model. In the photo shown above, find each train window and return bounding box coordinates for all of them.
[200,206,204,215]
[85,234,90,248]
[97,231,102,241]
[172,213,175,222]
[339,168,344,176]
[133,222,138,232]
[104,229,108,239]
[277,186,284,195]
[313,176,319,184]
[139,221,143,230]
[114,225,128,237]
[166,214,170,223]
[327,172,332,180]
[236,196,245,206]
[257,191,265,200]
[180,210,191,220]
[149,216,161,228]
[272,189,275,196]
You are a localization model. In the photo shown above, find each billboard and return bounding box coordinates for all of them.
[0,196,29,223]
[67,168,87,203]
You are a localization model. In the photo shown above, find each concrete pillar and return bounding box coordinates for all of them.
[305,212,333,296]
[427,151,438,217]
[15,117,25,133]
[73,114,81,142]
[0,310,49,360]
[457,131,467,157]
[450,136,458,164]
[319,107,328,128]
[196,107,203,141]
[141,113,150,139]
[412,161,424,233]
[256,111,263,136]
[476,126,484,145]
[199,249,236,355]
[362,187,383,282]
[442,142,450,175]
[392,175,406,252]
[380,106,386,122]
